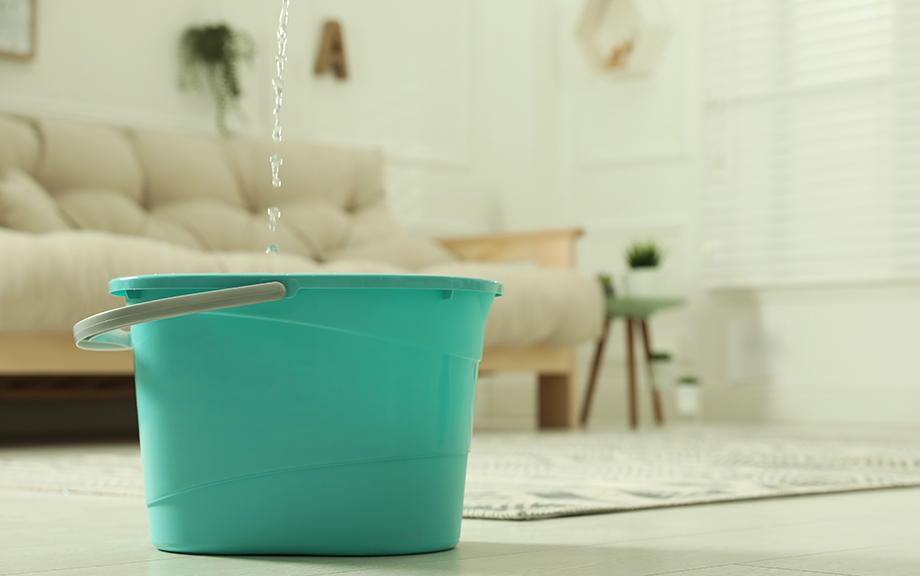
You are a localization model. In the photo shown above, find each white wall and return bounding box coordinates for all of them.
[0,2,222,132]
[765,285,920,425]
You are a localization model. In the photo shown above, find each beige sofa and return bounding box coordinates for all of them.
[0,113,603,428]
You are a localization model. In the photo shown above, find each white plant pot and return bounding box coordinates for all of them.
[649,360,673,390]
[624,268,665,298]
[675,384,701,417]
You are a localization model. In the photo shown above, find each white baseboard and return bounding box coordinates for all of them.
[704,385,920,427]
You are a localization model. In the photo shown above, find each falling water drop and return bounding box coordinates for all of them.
[267,206,281,232]
[270,154,283,188]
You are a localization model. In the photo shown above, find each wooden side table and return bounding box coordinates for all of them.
[580,297,684,429]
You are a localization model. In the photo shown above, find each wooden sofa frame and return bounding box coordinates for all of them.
[0,228,585,429]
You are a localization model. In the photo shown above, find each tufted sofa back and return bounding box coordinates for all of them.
[0,114,453,268]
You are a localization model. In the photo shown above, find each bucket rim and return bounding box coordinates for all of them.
[109,273,503,297]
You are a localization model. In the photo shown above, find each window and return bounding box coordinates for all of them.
[701,0,920,286]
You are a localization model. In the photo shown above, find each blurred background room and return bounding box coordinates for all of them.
[1,0,918,436]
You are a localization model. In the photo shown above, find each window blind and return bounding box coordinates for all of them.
[700,0,920,286]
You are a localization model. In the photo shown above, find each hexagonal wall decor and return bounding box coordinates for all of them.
[576,0,671,75]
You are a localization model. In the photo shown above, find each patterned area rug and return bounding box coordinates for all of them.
[2,427,920,521]
[463,427,920,519]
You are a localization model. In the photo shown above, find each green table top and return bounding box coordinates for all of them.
[606,297,685,319]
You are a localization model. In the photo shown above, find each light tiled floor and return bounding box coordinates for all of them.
[3,437,920,576]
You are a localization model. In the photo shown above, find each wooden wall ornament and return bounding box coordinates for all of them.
[314,20,348,79]
[575,0,670,76]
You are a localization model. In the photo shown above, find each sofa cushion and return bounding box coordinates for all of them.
[55,189,148,236]
[0,228,411,333]
[0,170,72,233]
[345,203,403,244]
[0,113,457,270]
[270,198,352,257]
[147,200,304,254]
[329,233,458,271]
[0,116,40,176]
[224,137,423,263]
[0,227,603,350]
[0,113,604,351]
[132,130,246,210]
[421,261,605,347]
[35,119,144,203]
[225,138,385,212]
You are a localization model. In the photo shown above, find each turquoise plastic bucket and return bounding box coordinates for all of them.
[73,273,502,556]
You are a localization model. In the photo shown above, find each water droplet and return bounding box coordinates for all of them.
[266,244,280,254]
[267,206,281,231]
[270,155,283,187]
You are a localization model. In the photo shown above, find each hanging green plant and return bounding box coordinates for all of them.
[178,23,255,136]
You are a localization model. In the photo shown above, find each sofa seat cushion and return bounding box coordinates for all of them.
[0,228,403,333]
[0,229,604,350]
[421,261,604,348]
[327,232,459,271]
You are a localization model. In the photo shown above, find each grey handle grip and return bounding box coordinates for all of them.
[73,281,288,351]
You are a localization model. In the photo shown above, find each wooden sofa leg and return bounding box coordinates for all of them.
[538,371,577,429]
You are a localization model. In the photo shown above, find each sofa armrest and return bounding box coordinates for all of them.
[438,227,583,269]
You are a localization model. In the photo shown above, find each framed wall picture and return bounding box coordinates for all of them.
[0,0,36,60]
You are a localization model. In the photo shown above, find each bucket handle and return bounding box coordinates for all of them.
[73,281,288,351]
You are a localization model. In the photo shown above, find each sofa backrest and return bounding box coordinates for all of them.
[0,113,454,269]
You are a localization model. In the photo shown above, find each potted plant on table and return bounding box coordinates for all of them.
[624,241,664,297]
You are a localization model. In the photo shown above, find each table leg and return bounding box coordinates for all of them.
[626,317,638,429]
[579,316,612,427]
[640,320,664,426]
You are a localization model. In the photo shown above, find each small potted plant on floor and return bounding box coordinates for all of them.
[624,241,664,297]
[675,374,702,419]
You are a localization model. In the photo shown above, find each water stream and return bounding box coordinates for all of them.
[266,0,290,254]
